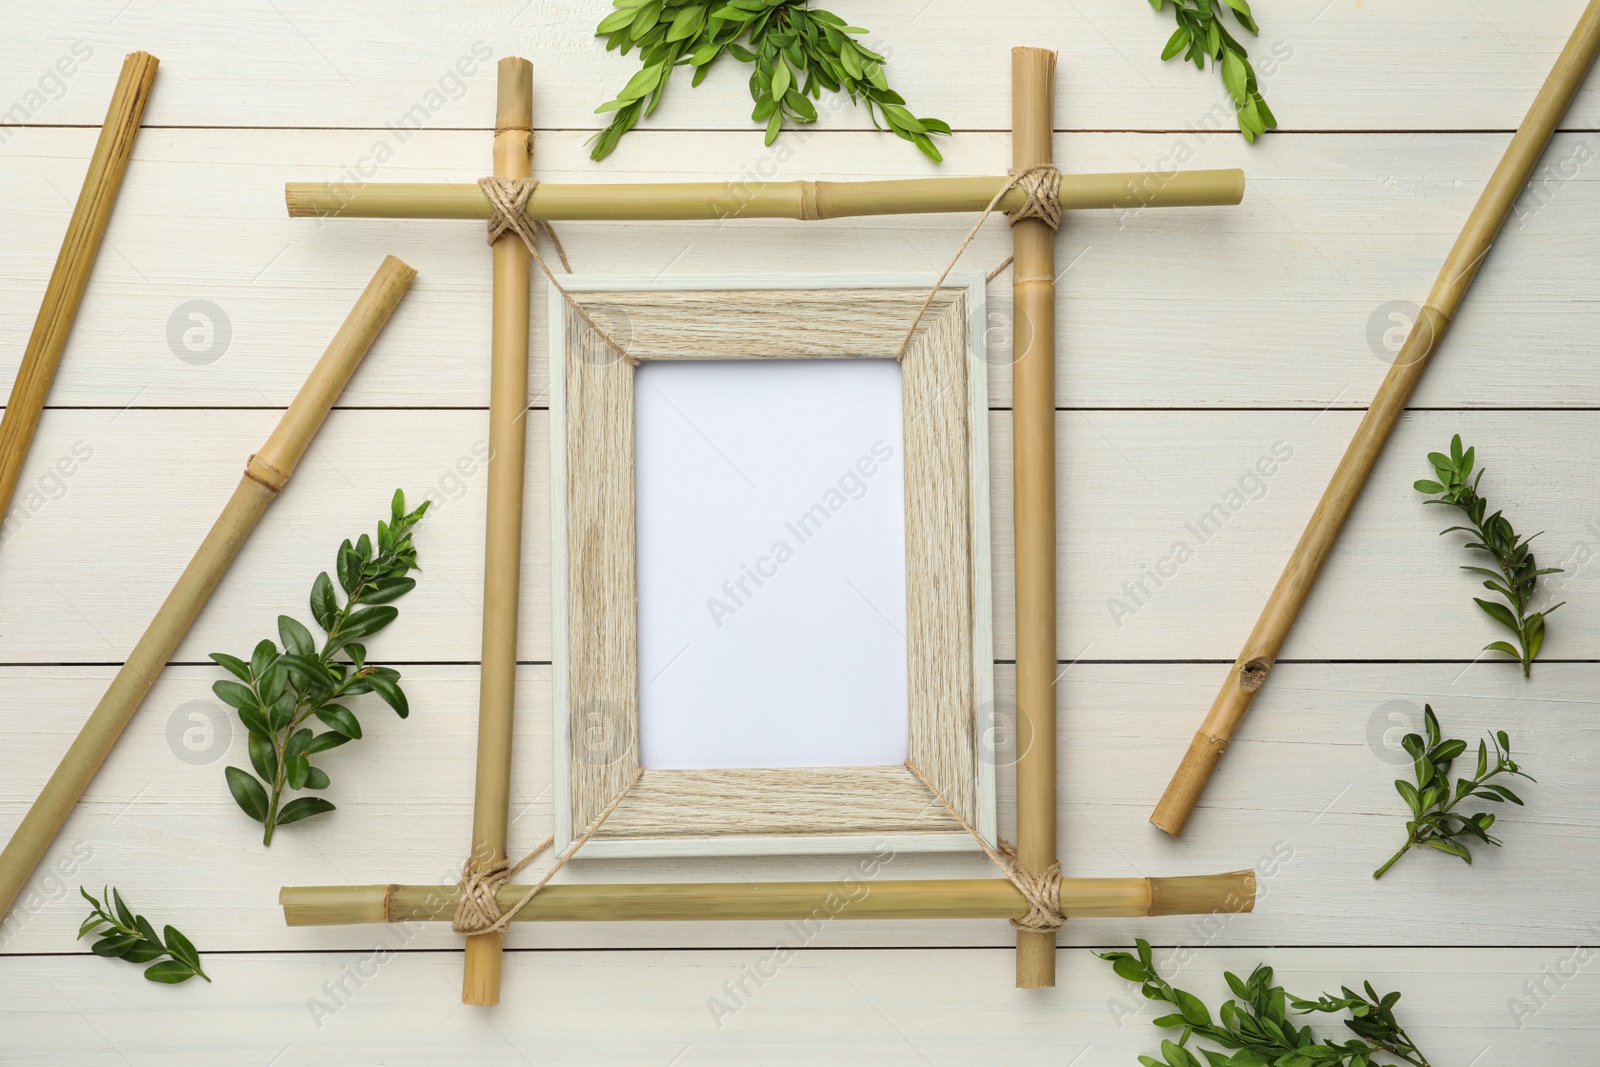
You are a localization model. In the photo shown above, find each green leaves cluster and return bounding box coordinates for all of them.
[1373,704,1533,880]
[78,886,209,984]
[214,490,428,845]
[1098,939,1430,1066]
[1149,0,1277,142]
[1414,434,1562,677]
[592,0,949,162]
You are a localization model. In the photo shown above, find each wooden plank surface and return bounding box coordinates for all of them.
[3,0,1599,1060]
[3,127,1599,410]
[0,949,1589,1065]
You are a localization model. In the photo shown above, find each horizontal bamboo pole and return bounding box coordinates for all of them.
[1150,0,1600,838]
[281,871,1255,926]
[284,169,1245,221]
[0,52,158,538]
[0,256,416,925]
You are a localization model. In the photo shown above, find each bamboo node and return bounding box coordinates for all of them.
[796,180,821,221]
[244,453,289,493]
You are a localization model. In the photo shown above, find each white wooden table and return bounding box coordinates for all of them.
[4,2,1598,1062]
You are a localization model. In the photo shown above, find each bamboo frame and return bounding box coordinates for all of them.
[548,275,994,858]
[285,169,1244,221]
[275,47,1252,1004]
[461,57,535,1008]
[1149,0,1600,839]
[281,870,1257,926]
[0,256,416,923]
[0,51,158,541]
[1011,46,1059,990]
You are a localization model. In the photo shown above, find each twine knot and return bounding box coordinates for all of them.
[451,845,550,937]
[479,176,634,364]
[903,761,1064,933]
[1004,164,1062,231]
[997,840,1065,932]
[450,767,642,937]
[893,163,1063,361]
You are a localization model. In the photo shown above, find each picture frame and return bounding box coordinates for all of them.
[547,273,996,858]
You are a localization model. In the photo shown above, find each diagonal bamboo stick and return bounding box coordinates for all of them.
[1150,0,1600,838]
[460,56,535,1010]
[280,870,1256,926]
[0,256,416,923]
[284,170,1244,221]
[0,51,158,543]
[1011,45,1059,990]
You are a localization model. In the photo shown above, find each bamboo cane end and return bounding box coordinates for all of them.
[1150,730,1228,837]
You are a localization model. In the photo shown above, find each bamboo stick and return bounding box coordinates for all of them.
[284,169,1244,221]
[0,256,416,923]
[0,52,158,540]
[1150,0,1600,838]
[1011,46,1059,991]
[461,56,534,1010]
[280,870,1256,926]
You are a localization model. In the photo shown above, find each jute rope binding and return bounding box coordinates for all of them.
[479,175,639,366]
[904,760,1063,933]
[893,164,1062,362]
[452,767,643,936]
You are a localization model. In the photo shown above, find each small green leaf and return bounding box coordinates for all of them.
[209,652,252,682]
[278,615,315,657]
[313,704,363,739]
[276,797,337,827]
[311,572,339,631]
[91,932,142,957]
[365,674,409,719]
[224,766,269,824]
[211,680,257,712]
[306,731,353,754]
[163,925,204,974]
[143,959,199,984]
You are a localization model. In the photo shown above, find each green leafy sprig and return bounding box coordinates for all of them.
[213,491,428,845]
[1098,939,1431,1067]
[78,886,209,984]
[1148,0,1277,142]
[1374,704,1533,879]
[591,0,949,162]
[1414,434,1562,677]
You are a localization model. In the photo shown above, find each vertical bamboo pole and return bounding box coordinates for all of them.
[0,256,415,922]
[461,56,533,1008]
[0,52,158,537]
[1011,46,1059,989]
[1149,0,1600,838]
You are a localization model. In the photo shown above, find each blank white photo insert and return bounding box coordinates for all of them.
[633,358,909,770]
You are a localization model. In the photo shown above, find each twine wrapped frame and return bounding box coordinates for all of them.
[548,273,996,858]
